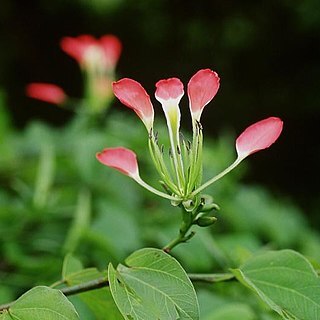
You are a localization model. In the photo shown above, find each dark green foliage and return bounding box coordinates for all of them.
[0,97,319,318]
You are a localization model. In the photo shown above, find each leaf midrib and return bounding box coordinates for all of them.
[250,278,320,310]
[122,265,193,290]
[122,272,196,319]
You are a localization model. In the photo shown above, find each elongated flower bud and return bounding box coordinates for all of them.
[113,78,154,131]
[96,147,139,179]
[155,77,184,139]
[236,117,283,160]
[187,69,220,121]
[96,146,180,201]
[191,116,283,196]
[155,78,185,188]
[26,83,66,105]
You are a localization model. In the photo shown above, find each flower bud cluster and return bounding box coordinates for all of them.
[97,69,283,212]
[26,34,122,114]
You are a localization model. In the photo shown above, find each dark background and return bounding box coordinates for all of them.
[1,0,319,224]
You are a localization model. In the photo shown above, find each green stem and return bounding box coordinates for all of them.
[0,277,108,312]
[186,120,203,195]
[135,176,182,201]
[191,157,243,197]
[50,279,65,288]
[163,208,195,252]
[61,277,108,296]
[0,272,234,311]
[188,272,234,283]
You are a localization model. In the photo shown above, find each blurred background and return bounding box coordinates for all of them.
[1,1,320,317]
[1,0,319,224]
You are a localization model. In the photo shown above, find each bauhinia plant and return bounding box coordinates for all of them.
[2,68,320,320]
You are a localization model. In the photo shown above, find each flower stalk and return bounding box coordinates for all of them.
[163,208,196,253]
[163,195,219,252]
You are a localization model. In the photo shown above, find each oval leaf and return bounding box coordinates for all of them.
[62,264,122,320]
[231,249,320,319]
[108,247,200,320]
[2,286,79,320]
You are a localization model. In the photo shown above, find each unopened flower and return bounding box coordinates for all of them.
[236,117,283,159]
[112,78,154,131]
[155,78,185,188]
[61,34,122,113]
[26,83,67,105]
[188,69,220,122]
[96,147,139,179]
[193,116,283,195]
[97,69,283,208]
[155,78,184,140]
[60,34,122,71]
[96,147,178,201]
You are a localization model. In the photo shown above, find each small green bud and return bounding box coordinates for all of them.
[201,202,220,212]
[196,216,217,227]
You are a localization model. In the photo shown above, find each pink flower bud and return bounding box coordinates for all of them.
[155,78,184,102]
[112,78,154,131]
[26,83,66,104]
[60,34,122,70]
[60,35,96,64]
[154,78,184,151]
[236,117,283,159]
[187,69,220,121]
[96,147,139,179]
[99,35,122,69]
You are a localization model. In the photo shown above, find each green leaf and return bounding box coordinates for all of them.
[0,286,78,319]
[65,268,122,320]
[78,288,123,320]
[108,247,199,320]
[203,303,256,320]
[0,312,11,320]
[231,249,320,319]
[198,289,256,320]
[67,296,96,320]
[62,254,83,281]
[63,266,108,286]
